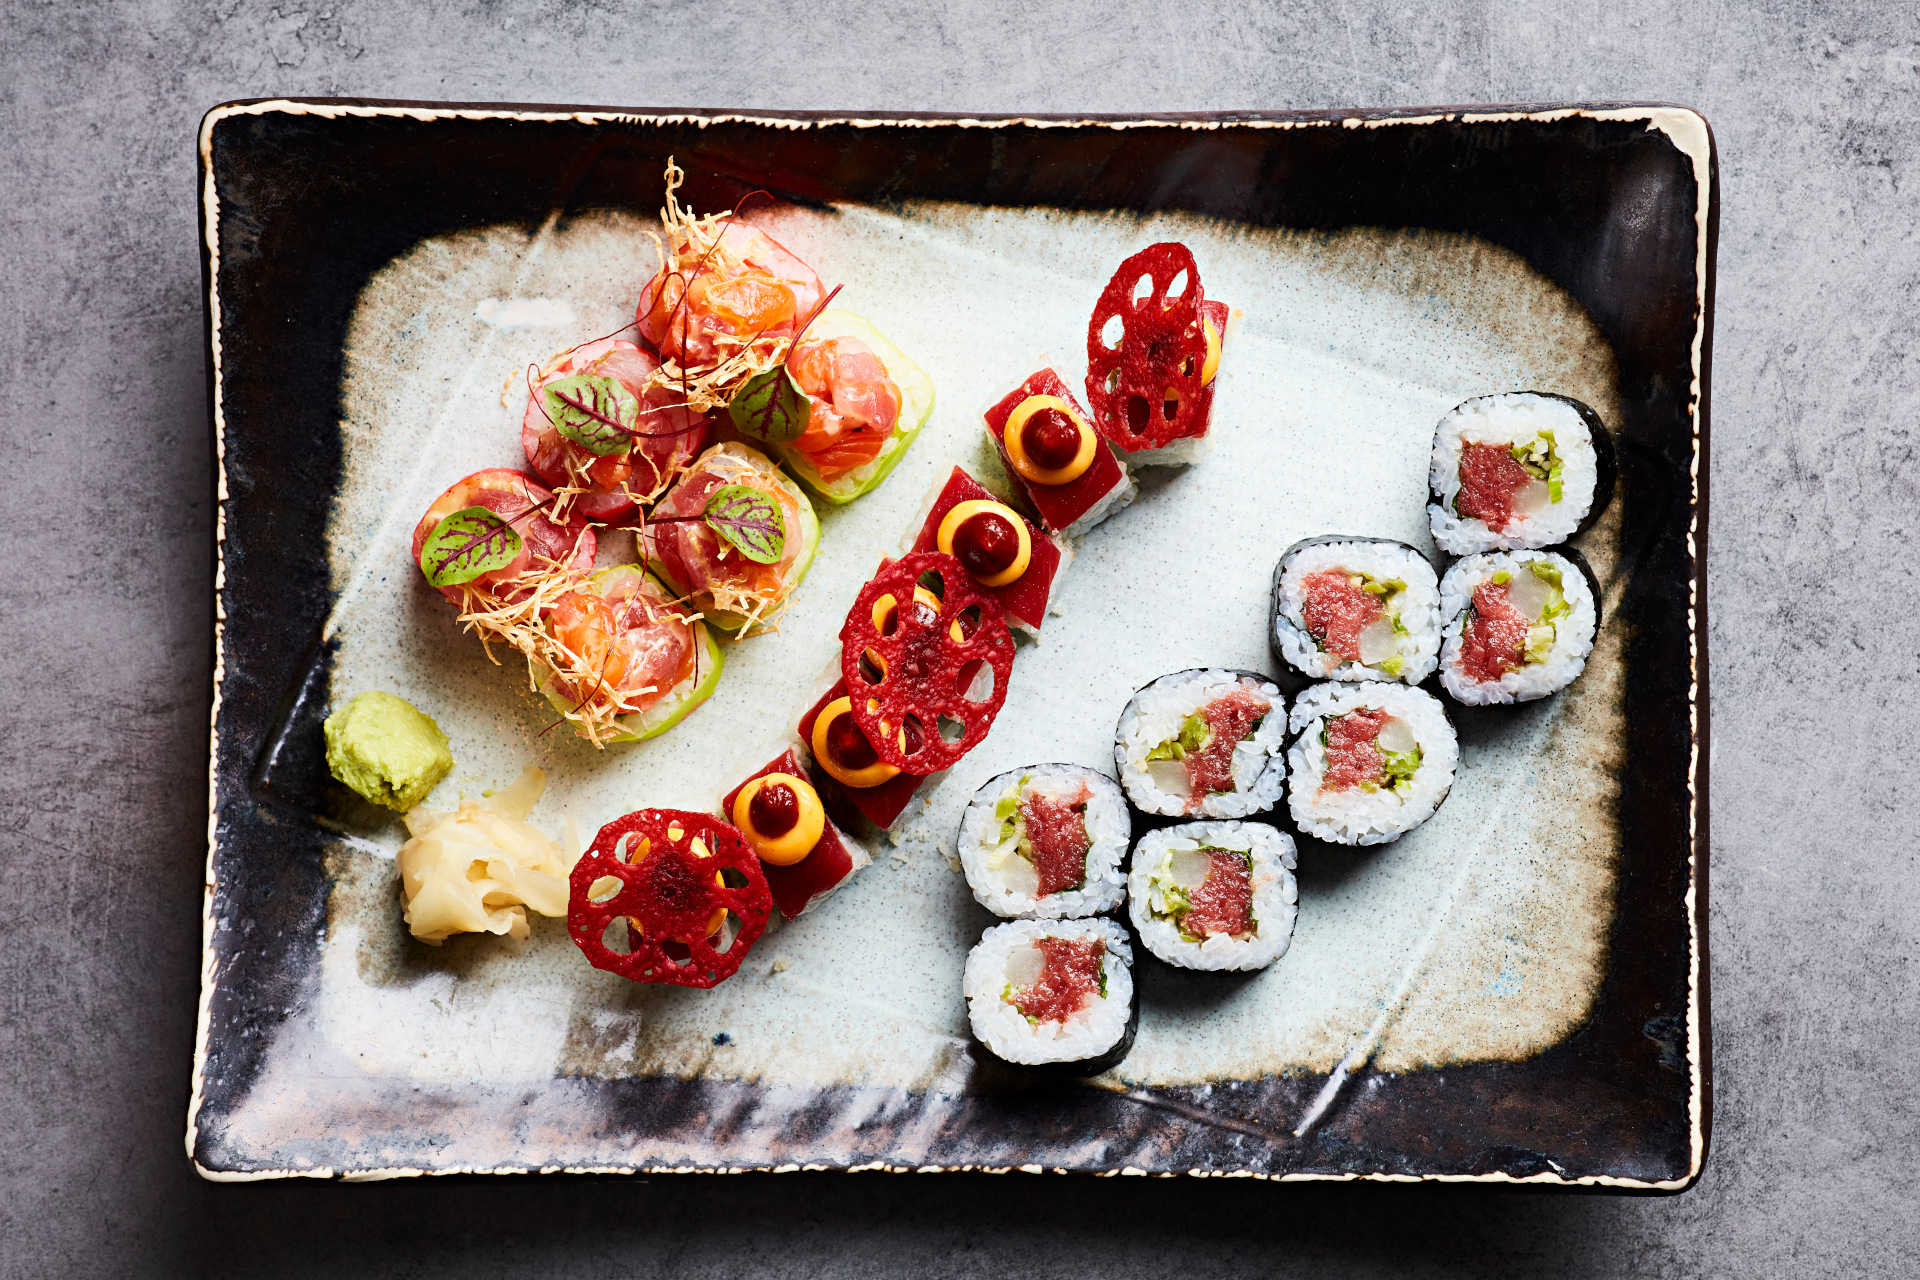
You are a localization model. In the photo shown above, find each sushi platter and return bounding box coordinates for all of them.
[192,101,1713,1186]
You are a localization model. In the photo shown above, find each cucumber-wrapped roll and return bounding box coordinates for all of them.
[537,565,724,745]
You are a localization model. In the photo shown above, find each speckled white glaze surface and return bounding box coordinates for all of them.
[273,199,1623,1104]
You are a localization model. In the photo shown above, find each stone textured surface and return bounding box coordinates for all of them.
[0,1,1913,1275]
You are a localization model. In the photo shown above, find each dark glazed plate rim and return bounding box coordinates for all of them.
[191,98,1713,1190]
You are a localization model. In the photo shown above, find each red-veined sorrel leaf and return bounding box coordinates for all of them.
[545,374,639,456]
[702,484,786,565]
[726,363,811,444]
[419,506,523,587]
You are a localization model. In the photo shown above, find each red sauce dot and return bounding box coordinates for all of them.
[747,783,799,838]
[1020,410,1082,470]
[954,513,1020,578]
[826,714,879,770]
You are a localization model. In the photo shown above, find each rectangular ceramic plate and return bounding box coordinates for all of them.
[190,100,1714,1187]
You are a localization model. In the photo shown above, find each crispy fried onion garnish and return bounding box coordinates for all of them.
[640,158,796,416]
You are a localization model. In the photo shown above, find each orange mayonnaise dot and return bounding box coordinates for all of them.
[1003,395,1096,486]
[811,696,901,789]
[936,500,1031,588]
[732,773,826,866]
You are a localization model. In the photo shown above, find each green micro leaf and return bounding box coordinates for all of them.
[419,506,523,587]
[544,374,639,456]
[1178,712,1210,753]
[1147,716,1211,764]
[702,484,787,565]
[727,362,812,444]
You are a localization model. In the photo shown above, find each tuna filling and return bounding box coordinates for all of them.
[1006,936,1106,1024]
[1455,442,1550,533]
[1320,708,1422,796]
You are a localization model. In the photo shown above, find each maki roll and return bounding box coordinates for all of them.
[1127,821,1298,971]
[1270,536,1441,683]
[1286,683,1458,845]
[956,766,1129,918]
[964,918,1135,1071]
[1438,549,1600,705]
[1115,670,1286,818]
[1428,392,1614,555]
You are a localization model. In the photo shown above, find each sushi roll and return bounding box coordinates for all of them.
[983,368,1136,539]
[1428,392,1615,555]
[899,465,1071,637]
[964,917,1136,1071]
[956,766,1129,918]
[1286,683,1458,845]
[1127,821,1298,971]
[645,442,819,632]
[1438,549,1601,705]
[1085,243,1229,468]
[536,565,724,746]
[719,747,871,921]
[1270,536,1442,683]
[1114,669,1287,818]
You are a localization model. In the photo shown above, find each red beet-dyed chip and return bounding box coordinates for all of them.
[567,809,772,989]
[839,551,1014,775]
[1085,242,1207,452]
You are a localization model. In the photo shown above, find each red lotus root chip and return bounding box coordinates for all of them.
[838,551,1015,774]
[1085,242,1208,451]
[568,808,772,988]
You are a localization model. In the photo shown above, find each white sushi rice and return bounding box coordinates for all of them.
[1286,682,1458,845]
[1114,670,1287,818]
[1126,821,1298,971]
[964,917,1134,1065]
[1428,392,1600,554]
[1438,550,1599,705]
[1122,432,1210,468]
[957,765,1129,918]
[1272,539,1441,683]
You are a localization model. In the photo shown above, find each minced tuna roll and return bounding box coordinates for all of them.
[957,765,1129,918]
[1270,536,1441,683]
[1287,682,1458,845]
[1114,669,1286,818]
[964,917,1135,1071]
[1428,392,1614,555]
[1438,549,1600,705]
[1127,821,1297,971]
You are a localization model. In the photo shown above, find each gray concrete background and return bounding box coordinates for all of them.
[1,1,1913,1275]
